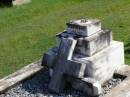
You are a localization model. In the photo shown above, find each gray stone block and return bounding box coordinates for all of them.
[66,19,101,37]
[68,76,102,96]
[42,47,57,68]
[73,41,124,84]
[57,29,112,57]
[47,41,124,95]
[48,38,78,93]
[75,29,112,56]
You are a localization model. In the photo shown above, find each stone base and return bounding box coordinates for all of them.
[12,0,31,6]
[57,29,112,57]
[66,19,101,37]
[75,29,112,56]
[67,76,102,96]
[73,41,124,84]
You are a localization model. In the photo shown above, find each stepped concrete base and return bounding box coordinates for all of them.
[74,41,124,84]
[46,41,124,96]
[57,29,112,57]
[42,19,125,96]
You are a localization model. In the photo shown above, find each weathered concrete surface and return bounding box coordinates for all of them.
[68,76,102,96]
[75,29,112,56]
[48,38,85,93]
[57,29,112,56]
[12,0,31,6]
[115,65,130,76]
[0,60,42,93]
[43,19,125,96]
[104,65,130,97]
[67,19,101,36]
[74,41,124,84]
[0,60,130,97]
[42,47,57,68]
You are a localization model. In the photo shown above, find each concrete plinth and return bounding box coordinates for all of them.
[74,41,124,84]
[66,19,101,36]
[57,29,112,57]
[75,29,112,56]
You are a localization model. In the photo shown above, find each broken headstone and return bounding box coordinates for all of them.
[42,19,125,96]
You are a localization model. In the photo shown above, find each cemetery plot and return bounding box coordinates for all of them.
[42,19,125,96]
[0,62,128,97]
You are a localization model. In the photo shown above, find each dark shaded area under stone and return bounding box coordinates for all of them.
[0,69,124,97]
[0,0,12,7]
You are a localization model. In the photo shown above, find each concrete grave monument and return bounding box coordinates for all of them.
[42,19,125,96]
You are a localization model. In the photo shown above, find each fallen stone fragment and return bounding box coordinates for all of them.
[12,0,31,6]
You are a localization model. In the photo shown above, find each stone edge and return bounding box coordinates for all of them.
[104,65,130,97]
[0,60,43,94]
[0,62,130,97]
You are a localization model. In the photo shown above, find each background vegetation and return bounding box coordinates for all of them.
[0,0,130,78]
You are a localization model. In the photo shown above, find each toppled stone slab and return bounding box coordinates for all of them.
[57,29,112,56]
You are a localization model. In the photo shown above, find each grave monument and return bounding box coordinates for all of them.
[42,19,124,96]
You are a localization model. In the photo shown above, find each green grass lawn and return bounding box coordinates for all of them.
[0,0,130,78]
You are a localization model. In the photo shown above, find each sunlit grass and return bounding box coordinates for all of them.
[0,0,130,77]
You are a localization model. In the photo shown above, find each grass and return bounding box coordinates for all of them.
[0,0,130,78]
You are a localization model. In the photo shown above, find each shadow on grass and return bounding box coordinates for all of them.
[0,0,12,8]
[125,42,130,54]
[124,42,130,61]
[125,49,130,54]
